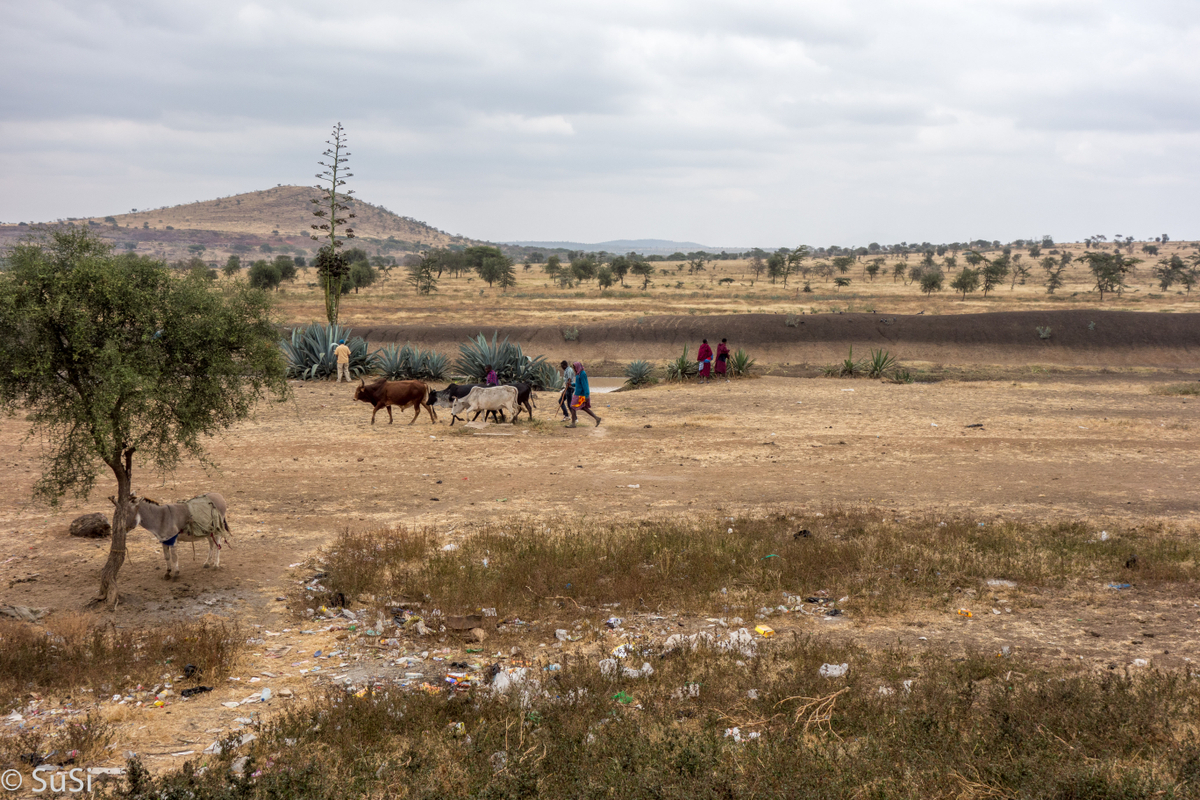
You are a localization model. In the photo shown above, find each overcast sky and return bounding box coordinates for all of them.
[3,0,1198,247]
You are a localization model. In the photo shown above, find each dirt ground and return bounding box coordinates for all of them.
[2,362,1199,771]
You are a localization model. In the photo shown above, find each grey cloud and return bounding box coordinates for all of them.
[3,0,1199,242]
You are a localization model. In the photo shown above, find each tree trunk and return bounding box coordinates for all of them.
[93,449,134,608]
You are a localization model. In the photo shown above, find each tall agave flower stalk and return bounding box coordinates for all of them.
[310,123,356,325]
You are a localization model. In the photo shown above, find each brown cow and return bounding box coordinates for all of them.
[354,378,438,424]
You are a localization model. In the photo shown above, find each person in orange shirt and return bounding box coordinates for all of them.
[334,339,351,382]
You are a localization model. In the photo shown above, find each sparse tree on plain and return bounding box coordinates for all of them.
[1041,256,1067,295]
[920,271,944,296]
[0,229,286,608]
[610,256,631,287]
[222,255,241,278]
[950,267,980,300]
[630,259,655,289]
[407,253,440,295]
[1079,251,1139,300]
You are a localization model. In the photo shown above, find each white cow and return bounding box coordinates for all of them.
[130,494,231,579]
[450,385,519,425]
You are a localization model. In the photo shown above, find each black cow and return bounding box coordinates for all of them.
[435,381,537,423]
[508,382,537,421]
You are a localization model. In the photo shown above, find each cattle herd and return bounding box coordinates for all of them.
[353,378,537,426]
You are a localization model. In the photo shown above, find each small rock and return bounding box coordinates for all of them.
[69,513,111,538]
[469,627,488,643]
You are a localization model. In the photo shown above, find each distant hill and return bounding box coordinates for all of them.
[505,238,747,256]
[77,185,462,248]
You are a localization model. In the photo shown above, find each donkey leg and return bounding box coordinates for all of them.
[162,543,173,579]
[169,545,180,578]
[207,538,221,569]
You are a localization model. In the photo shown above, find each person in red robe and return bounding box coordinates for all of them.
[697,339,713,382]
[714,338,730,381]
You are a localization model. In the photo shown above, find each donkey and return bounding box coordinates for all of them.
[130,493,231,579]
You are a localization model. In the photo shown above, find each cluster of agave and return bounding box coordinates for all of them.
[453,333,560,389]
[369,344,450,381]
[280,323,370,380]
[662,346,756,381]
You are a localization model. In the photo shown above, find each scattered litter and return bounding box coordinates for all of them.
[1100,531,1109,541]
[930,423,938,427]
[723,727,761,742]
[221,702,240,709]
[180,686,213,698]
[612,691,634,705]
[818,663,848,678]
[841,388,855,392]
[754,625,775,638]
[441,543,459,552]
[992,608,1001,615]
[622,662,654,679]
[1108,583,1131,590]
[965,423,984,428]
[605,617,623,629]
[626,484,640,489]
[760,554,780,560]
[1132,658,1149,667]
[671,683,701,699]
[957,609,973,618]
[985,579,1017,588]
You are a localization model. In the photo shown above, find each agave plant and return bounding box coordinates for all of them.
[421,351,450,382]
[665,347,698,382]
[865,348,898,379]
[624,359,656,387]
[368,343,450,381]
[280,323,369,380]
[728,348,756,377]
[839,345,865,378]
[454,332,552,388]
[533,361,563,391]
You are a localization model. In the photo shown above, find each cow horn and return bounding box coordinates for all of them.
[359,378,364,387]
[108,495,116,506]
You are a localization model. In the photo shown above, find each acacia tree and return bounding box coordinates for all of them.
[309,122,356,324]
[630,259,655,289]
[0,229,287,607]
[1080,251,1139,300]
[950,267,980,300]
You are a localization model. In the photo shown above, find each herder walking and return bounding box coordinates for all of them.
[335,339,351,382]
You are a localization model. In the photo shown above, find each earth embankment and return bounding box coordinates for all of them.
[342,310,1200,369]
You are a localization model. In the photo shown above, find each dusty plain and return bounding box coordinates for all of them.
[1,238,1199,779]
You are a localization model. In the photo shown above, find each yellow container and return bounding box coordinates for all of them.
[755,625,775,638]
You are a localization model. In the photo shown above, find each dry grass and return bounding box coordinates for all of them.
[303,509,1200,623]
[0,617,243,710]
[1152,382,1200,396]
[116,637,1200,798]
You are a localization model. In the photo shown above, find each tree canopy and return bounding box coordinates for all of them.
[0,228,288,606]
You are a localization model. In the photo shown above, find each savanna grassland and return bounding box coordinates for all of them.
[1,214,1199,796]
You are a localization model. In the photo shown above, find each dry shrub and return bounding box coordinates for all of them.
[0,617,242,709]
[122,638,1200,799]
[313,510,1200,620]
